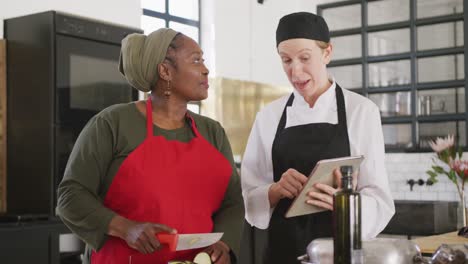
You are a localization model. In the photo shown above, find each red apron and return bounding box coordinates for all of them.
[91,98,232,264]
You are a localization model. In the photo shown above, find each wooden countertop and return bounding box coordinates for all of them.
[412,231,468,254]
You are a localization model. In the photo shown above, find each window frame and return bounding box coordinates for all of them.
[318,0,467,152]
[142,0,202,113]
[142,0,201,42]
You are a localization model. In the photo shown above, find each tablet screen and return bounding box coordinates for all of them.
[285,155,364,218]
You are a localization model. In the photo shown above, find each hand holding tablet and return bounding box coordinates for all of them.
[285,155,364,218]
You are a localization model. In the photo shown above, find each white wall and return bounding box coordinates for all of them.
[249,1,314,86]
[386,153,468,203]
[206,0,330,86]
[0,0,141,38]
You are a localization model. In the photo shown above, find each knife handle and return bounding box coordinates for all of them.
[156,233,179,251]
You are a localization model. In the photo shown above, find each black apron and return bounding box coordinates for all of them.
[265,85,351,264]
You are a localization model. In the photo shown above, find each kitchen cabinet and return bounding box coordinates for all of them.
[0,39,5,212]
[383,200,459,238]
[0,218,83,264]
[319,0,467,152]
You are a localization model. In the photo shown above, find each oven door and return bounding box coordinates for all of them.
[56,34,137,126]
[54,35,138,207]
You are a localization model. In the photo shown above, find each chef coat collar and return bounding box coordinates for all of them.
[291,75,337,111]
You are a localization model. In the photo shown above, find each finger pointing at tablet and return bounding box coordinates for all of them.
[268,168,308,207]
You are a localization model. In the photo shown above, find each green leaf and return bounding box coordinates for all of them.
[426,170,438,178]
[448,170,458,184]
[440,151,447,163]
[450,147,457,160]
[459,170,468,182]
[458,146,463,159]
[440,151,451,164]
[432,166,446,174]
[426,170,439,184]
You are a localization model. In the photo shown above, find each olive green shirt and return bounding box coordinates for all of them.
[56,102,244,263]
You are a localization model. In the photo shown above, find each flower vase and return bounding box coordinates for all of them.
[461,193,468,228]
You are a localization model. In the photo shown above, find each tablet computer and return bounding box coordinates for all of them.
[285,155,364,218]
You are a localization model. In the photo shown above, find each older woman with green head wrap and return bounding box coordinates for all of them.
[57,28,244,264]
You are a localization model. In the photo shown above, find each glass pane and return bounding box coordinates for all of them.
[187,103,200,114]
[368,0,409,26]
[417,0,463,18]
[369,92,411,117]
[169,21,199,43]
[368,60,411,87]
[328,64,362,89]
[458,54,464,79]
[169,0,199,20]
[141,15,166,35]
[418,121,465,148]
[331,34,361,60]
[418,54,464,83]
[142,0,165,12]
[417,22,464,51]
[322,5,361,31]
[383,124,413,148]
[368,28,410,56]
[418,88,465,115]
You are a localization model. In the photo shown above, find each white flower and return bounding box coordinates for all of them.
[429,135,454,153]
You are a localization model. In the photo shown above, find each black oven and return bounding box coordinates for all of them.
[5,11,140,216]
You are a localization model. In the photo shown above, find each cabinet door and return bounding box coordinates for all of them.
[0,40,6,213]
[0,228,50,264]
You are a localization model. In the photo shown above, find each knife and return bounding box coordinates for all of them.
[156,232,223,251]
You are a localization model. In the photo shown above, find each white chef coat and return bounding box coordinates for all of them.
[241,79,395,240]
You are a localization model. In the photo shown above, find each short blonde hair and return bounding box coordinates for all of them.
[316,40,331,50]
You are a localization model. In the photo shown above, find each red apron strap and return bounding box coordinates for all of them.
[147,99,200,138]
[146,97,153,138]
[185,113,200,138]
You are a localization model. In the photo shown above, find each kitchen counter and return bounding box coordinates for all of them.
[412,231,468,254]
[383,200,458,237]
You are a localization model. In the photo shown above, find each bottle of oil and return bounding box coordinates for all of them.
[333,165,362,264]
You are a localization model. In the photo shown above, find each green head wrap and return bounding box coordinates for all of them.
[119,28,179,92]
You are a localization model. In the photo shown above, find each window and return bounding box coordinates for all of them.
[319,0,466,151]
[141,0,200,41]
[141,0,202,113]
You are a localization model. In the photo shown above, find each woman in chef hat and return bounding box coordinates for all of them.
[240,12,395,264]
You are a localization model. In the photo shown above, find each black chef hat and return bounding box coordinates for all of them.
[276,12,330,47]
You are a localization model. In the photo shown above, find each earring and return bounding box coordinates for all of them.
[164,80,171,97]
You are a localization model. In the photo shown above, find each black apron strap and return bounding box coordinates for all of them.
[274,93,295,137]
[335,84,351,156]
